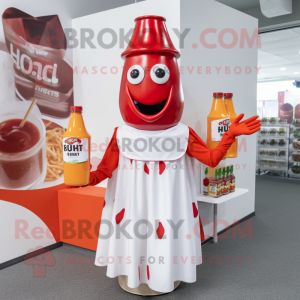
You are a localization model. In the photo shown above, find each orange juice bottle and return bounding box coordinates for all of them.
[63,106,91,186]
[207,93,230,159]
[224,93,238,158]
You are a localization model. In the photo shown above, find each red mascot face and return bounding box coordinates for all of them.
[119,53,183,131]
[119,15,183,131]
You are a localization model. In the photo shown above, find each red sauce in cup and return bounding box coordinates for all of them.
[0,119,43,189]
[0,119,40,153]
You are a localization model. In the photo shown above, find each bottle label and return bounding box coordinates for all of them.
[221,184,224,193]
[211,118,230,142]
[209,183,217,197]
[63,137,89,164]
[203,185,208,193]
[226,180,231,189]
[230,179,235,191]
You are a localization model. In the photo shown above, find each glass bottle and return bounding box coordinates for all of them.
[218,168,223,197]
[230,165,235,193]
[221,167,226,195]
[209,169,219,198]
[225,166,231,195]
[224,93,238,158]
[203,167,209,196]
[63,106,91,186]
[207,93,229,159]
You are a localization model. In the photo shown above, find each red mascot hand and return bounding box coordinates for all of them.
[228,114,261,138]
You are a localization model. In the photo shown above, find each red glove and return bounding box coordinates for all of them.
[227,114,261,138]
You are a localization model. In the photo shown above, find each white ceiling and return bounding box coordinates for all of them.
[258,28,300,82]
[216,0,260,11]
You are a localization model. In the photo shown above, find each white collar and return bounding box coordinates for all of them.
[116,123,189,161]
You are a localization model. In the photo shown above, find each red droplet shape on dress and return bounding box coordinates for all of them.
[199,215,205,242]
[192,202,198,218]
[116,208,125,224]
[156,222,165,239]
[144,163,149,175]
[147,265,150,280]
[159,161,166,175]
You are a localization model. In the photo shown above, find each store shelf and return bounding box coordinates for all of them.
[289,156,300,163]
[289,144,300,151]
[258,157,287,161]
[288,169,300,178]
[197,188,248,204]
[259,135,288,139]
[258,145,288,150]
[258,166,287,172]
[261,124,289,127]
[257,121,300,179]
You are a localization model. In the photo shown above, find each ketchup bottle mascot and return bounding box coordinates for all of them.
[90,16,260,294]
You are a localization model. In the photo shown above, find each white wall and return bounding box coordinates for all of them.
[0,201,54,264]
[258,81,297,101]
[180,0,258,236]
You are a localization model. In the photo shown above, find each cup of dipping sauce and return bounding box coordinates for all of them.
[279,103,293,124]
[0,113,46,189]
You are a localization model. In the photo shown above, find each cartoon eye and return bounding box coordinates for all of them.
[150,64,170,84]
[127,65,144,85]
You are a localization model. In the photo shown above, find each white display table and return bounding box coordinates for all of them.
[197,188,249,244]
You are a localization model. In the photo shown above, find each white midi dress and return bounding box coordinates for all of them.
[95,123,202,293]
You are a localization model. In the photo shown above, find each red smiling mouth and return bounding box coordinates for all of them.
[126,85,173,123]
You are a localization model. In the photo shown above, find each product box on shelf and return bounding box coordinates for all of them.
[290,139,300,151]
[289,163,300,177]
[290,151,300,163]
[292,119,300,128]
[201,165,235,198]
[290,128,300,139]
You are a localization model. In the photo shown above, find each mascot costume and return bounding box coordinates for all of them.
[89,15,260,295]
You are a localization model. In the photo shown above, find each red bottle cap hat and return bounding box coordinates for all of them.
[121,15,180,59]
[213,93,223,97]
[70,106,83,111]
[224,93,233,97]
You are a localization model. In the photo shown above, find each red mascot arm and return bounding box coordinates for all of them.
[89,128,119,186]
[187,127,235,167]
[187,114,261,167]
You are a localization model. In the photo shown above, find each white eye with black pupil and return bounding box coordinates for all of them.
[130,69,139,78]
[127,65,144,84]
[150,64,170,84]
